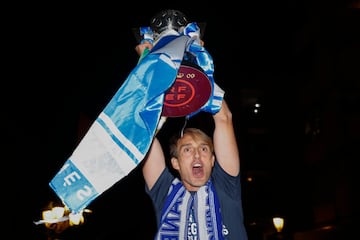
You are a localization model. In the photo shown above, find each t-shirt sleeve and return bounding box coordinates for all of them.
[212,161,242,200]
[145,167,175,225]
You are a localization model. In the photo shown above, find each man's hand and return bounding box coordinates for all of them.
[135,41,153,56]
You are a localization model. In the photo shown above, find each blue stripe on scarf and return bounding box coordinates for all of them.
[156,179,224,240]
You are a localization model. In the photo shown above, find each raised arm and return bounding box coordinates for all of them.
[142,137,166,190]
[212,99,240,176]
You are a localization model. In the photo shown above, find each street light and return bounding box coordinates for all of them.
[272,217,284,233]
[34,202,91,234]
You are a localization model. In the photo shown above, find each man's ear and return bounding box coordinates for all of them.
[171,157,180,170]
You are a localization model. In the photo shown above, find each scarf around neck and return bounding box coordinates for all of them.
[156,178,224,240]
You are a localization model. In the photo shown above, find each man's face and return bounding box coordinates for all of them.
[171,134,215,191]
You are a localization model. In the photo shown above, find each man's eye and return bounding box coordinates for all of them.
[183,147,193,153]
[201,147,208,152]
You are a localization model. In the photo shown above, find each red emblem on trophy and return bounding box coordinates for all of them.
[162,62,212,117]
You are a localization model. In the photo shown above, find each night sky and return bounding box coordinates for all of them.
[5,2,359,239]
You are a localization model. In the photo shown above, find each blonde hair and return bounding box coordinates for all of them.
[169,128,213,158]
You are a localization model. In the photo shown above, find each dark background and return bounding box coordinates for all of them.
[4,1,359,239]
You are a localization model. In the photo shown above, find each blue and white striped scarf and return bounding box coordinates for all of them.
[156,178,224,240]
[49,22,224,213]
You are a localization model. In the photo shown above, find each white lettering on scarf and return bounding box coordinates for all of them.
[156,179,224,240]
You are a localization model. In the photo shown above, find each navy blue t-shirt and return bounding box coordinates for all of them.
[145,161,248,240]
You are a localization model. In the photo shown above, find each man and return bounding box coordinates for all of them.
[138,9,248,239]
[143,100,248,240]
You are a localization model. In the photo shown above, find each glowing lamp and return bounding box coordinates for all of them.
[272,217,284,233]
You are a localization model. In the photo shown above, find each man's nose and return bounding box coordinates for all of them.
[194,149,200,158]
